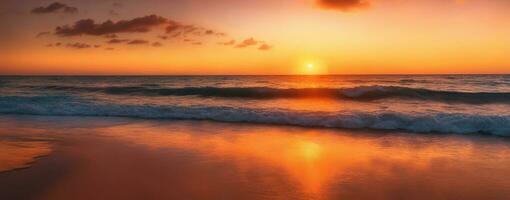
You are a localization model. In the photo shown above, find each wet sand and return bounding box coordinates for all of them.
[1,115,510,200]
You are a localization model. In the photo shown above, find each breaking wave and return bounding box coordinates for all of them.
[28,85,510,104]
[1,95,509,136]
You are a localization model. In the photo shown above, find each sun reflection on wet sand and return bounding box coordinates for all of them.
[96,122,510,199]
[2,117,510,200]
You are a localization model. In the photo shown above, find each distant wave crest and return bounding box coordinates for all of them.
[33,85,510,104]
[1,95,509,136]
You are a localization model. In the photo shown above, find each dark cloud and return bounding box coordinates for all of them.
[181,25,199,34]
[46,42,62,47]
[316,0,370,11]
[236,38,258,48]
[107,39,129,44]
[50,14,270,49]
[127,39,149,45]
[105,47,115,51]
[31,2,78,14]
[66,42,91,49]
[158,35,168,40]
[94,45,101,48]
[164,23,224,39]
[165,22,181,33]
[55,15,168,36]
[258,44,272,51]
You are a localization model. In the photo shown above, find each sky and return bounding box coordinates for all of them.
[1,0,509,75]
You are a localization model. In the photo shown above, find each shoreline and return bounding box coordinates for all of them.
[1,115,510,199]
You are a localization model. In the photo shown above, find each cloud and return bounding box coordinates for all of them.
[165,22,181,33]
[215,32,227,37]
[316,0,370,11]
[236,38,258,48]
[49,14,270,50]
[220,40,236,46]
[46,42,62,47]
[31,2,78,14]
[55,15,168,36]
[107,39,129,44]
[104,34,118,39]
[45,42,62,47]
[258,44,272,51]
[36,32,51,37]
[152,42,163,47]
[66,42,91,49]
[127,39,149,45]
[164,23,225,39]
[170,32,181,38]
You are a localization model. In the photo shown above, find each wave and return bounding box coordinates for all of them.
[30,85,510,104]
[1,95,509,136]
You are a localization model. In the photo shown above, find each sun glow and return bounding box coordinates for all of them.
[297,61,328,75]
[305,63,316,74]
[307,63,314,70]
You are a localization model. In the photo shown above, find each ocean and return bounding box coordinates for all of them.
[1,75,509,135]
[2,75,510,199]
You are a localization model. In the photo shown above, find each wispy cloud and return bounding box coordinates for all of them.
[66,42,91,49]
[236,38,258,48]
[219,40,236,46]
[258,44,272,51]
[107,39,129,44]
[127,39,149,45]
[36,32,51,38]
[152,42,163,47]
[31,2,78,14]
[316,0,370,11]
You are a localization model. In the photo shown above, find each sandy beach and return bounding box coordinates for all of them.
[1,115,510,200]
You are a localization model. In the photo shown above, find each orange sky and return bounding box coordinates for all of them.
[1,0,509,75]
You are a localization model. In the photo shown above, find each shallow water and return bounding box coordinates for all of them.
[1,115,510,200]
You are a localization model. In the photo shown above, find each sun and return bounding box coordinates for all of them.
[306,63,314,72]
[294,60,327,75]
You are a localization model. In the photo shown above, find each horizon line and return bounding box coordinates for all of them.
[1,73,510,76]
